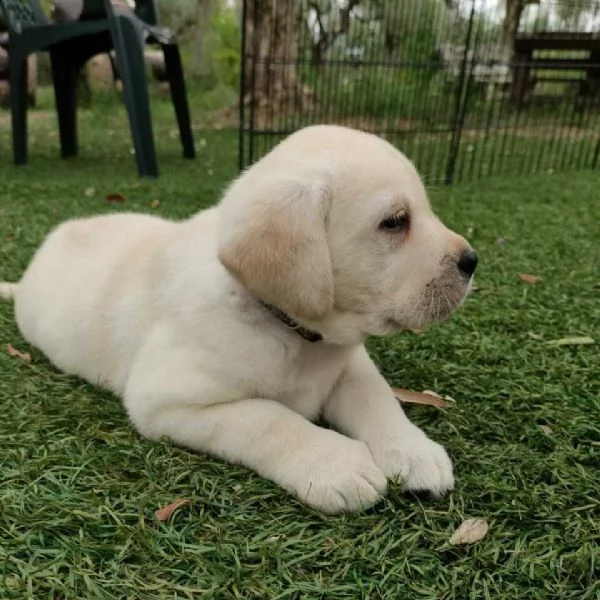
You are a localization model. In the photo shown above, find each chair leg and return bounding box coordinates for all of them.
[9,52,29,165]
[111,14,158,177]
[50,50,78,158]
[162,43,195,159]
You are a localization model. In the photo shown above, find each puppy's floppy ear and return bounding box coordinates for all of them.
[218,172,334,321]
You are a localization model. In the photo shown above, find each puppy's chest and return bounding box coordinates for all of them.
[261,344,350,420]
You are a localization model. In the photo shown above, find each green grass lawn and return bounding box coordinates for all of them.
[1,90,599,599]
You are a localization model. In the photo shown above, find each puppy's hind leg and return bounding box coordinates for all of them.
[0,282,18,301]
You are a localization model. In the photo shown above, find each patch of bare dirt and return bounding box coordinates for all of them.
[0,109,54,126]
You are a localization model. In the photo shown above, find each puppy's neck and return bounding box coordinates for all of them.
[259,301,323,343]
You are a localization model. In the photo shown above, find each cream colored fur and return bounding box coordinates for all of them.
[1,125,476,513]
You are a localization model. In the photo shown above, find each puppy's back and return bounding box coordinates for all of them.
[15,213,177,392]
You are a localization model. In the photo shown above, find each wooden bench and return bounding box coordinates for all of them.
[511,32,600,104]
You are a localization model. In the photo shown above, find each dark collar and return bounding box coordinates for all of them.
[260,301,323,343]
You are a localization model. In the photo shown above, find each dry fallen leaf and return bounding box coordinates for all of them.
[518,273,543,284]
[324,537,336,550]
[423,389,443,398]
[105,193,126,203]
[7,344,31,362]
[393,388,449,409]
[545,336,595,347]
[154,498,191,522]
[151,199,160,208]
[539,424,553,435]
[449,518,489,545]
[424,390,457,403]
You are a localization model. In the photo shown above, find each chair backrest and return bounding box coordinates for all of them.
[79,0,106,21]
[0,0,159,34]
[0,0,48,32]
[134,0,157,26]
[88,1,158,25]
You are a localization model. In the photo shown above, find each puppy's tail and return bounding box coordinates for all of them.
[0,282,18,301]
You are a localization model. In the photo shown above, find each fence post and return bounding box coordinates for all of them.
[238,0,248,172]
[239,0,260,171]
[445,1,477,185]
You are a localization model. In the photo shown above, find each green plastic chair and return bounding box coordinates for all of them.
[0,0,195,177]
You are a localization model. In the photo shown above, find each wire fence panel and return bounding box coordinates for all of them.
[239,0,600,183]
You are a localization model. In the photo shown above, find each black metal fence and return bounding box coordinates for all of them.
[238,0,600,184]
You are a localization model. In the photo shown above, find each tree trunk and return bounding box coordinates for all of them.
[244,0,313,119]
[501,0,539,62]
[192,0,215,77]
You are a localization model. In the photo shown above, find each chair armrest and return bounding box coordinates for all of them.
[104,0,173,45]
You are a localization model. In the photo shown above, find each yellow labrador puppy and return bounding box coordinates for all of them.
[0,125,477,514]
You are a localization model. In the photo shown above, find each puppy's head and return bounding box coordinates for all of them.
[218,125,476,341]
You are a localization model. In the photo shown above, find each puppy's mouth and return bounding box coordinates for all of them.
[419,277,470,325]
[395,275,472,332]
[384,318,408,332]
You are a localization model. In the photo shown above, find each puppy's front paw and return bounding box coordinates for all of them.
[369,426,454,498]
[285,432,387,514]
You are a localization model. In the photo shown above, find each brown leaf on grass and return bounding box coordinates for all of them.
[424,390,457,404]
[539,424,553,435]
[7,344,31,362]
[449,518,489,545]
[392,388,449,408]
[105,193,126,203]
[154,498,191,522]
[545,336,595,347]
[151,199,160,208]
[323,537,336,551]
[518,273,543,284]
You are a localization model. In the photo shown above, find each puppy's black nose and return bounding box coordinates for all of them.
[457,249,478,277]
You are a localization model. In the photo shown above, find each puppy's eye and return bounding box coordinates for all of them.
[379,212,409,232]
